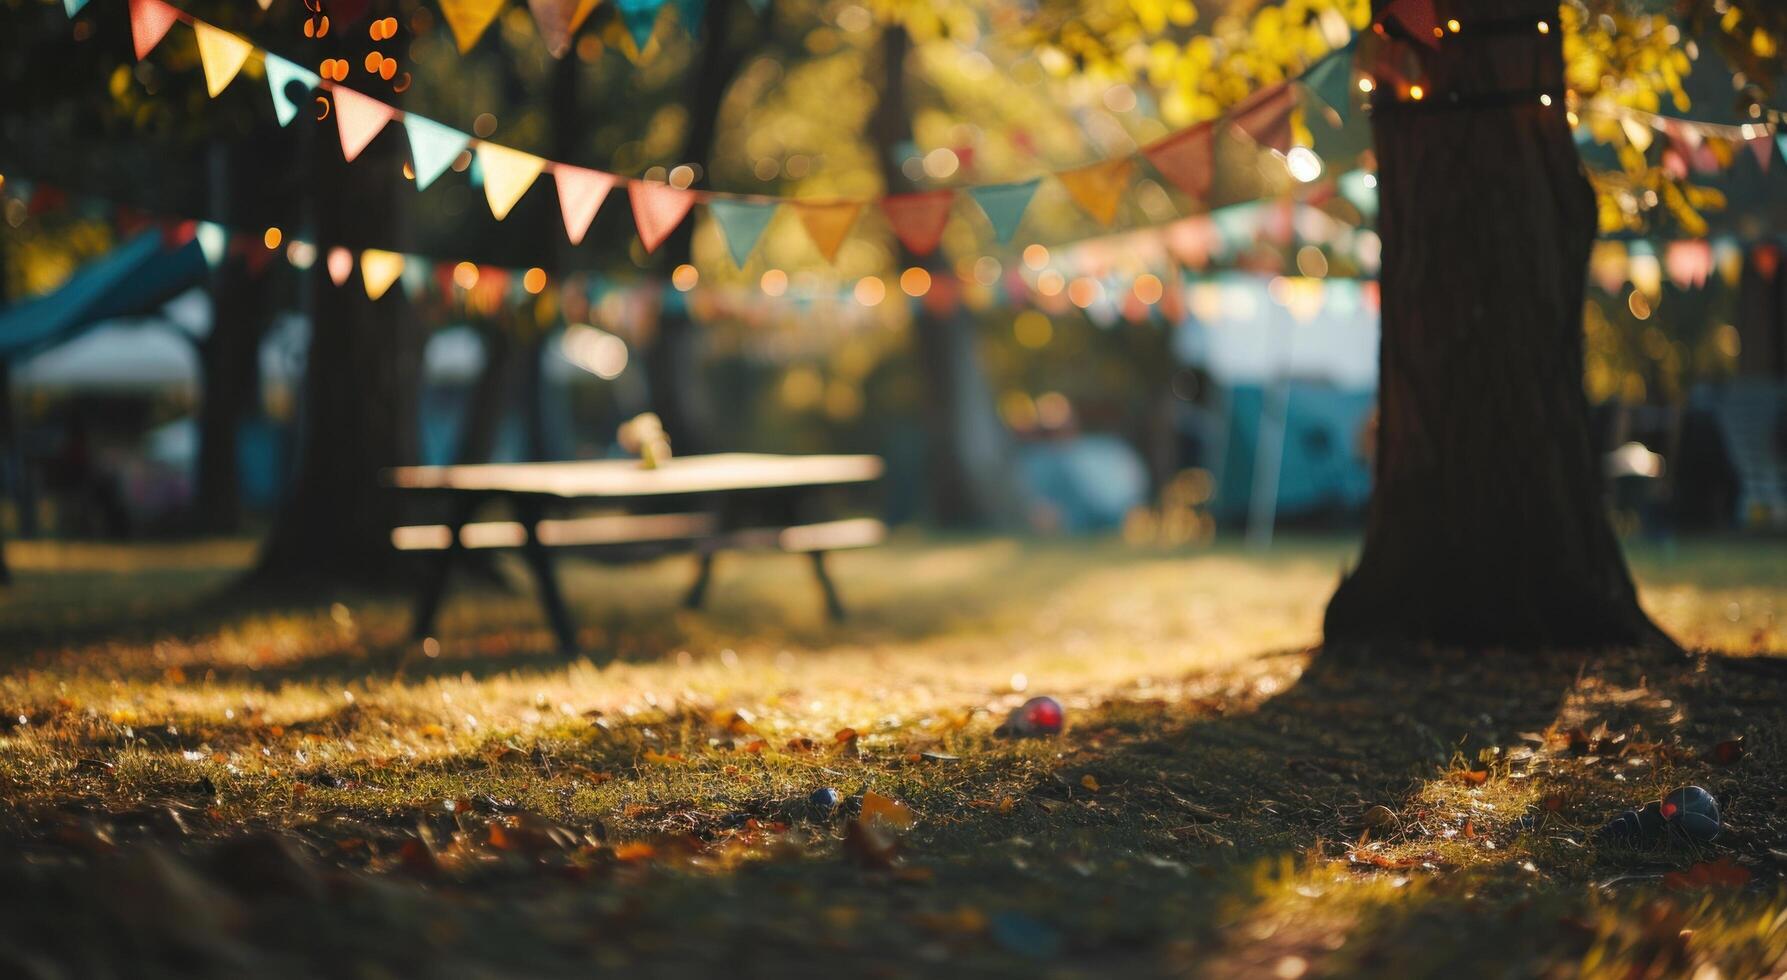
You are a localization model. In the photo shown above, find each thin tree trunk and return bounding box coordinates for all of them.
[872,26,1021,528]
[196,256,272,534]
[1323,0,1665,649]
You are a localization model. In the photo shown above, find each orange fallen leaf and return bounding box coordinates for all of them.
[1454,769,1489,785]
[1703,738,1744,766]
[1081,774,1101,793]
[861,791,917,831]
[1663,857,1750,892]
[612,841,657,861]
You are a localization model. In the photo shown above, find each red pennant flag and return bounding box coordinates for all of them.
[1143,122,1216,201]
[128,0,180,60]
[1230,83,1296,154]
[554,166,616,246]
[880,190,954,257]
[1748,134,1774,172]
[332,86,395,162]
[1383,0,1440,48]
[628,180,696,253]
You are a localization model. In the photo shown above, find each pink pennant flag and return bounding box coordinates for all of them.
[128,0,180,60]
[627,180,696,253]
[1383,0,1440,48]
[1230,83,1296,154]
[1142,122,1215,201]
[1747,134,1773,172]
[879,190,954,256]
[332,86,395,162]
[554,165,617,245]
[326,247,355,287]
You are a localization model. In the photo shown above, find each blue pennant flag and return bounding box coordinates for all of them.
[969,179,1039,245]
[404,115,470,191]
[707,199,776,268]
[264,54,321,127]
[63,0,88,18]
[616,0,666,52]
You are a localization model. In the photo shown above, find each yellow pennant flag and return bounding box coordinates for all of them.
[1057,158,1134,226]
[793,200,862,263]
[360,250,405,301]
[193,23,254,98]
[437,0,506,52]
[477,144,546,221]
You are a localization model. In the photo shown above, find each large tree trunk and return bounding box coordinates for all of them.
[196,256,273,534]
[252,130,422,588]
[1323,1,1665,649]
[872,26,1022,528]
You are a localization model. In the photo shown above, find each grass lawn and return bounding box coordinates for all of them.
[0,534,1783,977]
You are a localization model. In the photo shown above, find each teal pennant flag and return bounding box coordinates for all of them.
[707,199,776,268]
[616,0,666,51]
[968,179,1039,245]
[1302,39,1357,122]
[404,115,470,191]
[264,54,321,127]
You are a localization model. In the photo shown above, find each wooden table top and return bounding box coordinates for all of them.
[385,453,884,499]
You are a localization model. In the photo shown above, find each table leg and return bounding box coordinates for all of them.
[810,551,846,622]
[685,552,715,610]
[411,495,478,642]
[516,499,580,656]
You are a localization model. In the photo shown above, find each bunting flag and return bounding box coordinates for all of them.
[332,86,395,162]
[616,0,666,52]
[63,0,88,18]
[404,115,470,191]
[127,0,179,60]
[1620,115,1653,153]
[1058,158,1133,226]
[326,246,355,287]
[360,249,406,300]
[476,144,546,220]
[553,165,616,245]
[707,199,776,267]
[527,0,601,57]
[969,180,1039,244]
[1779,134,1787,166]
[437,0,505,53]
[673,0,705,35]
[628,179,696,253]
[1383,0,1440,48]
[400,255,431,300]
[880,190,954,257]
[1747,133,1774,171]
[195,221,227,268]
[1302,43,1355,122]
[1230,83,1296,154]
[793,200,862,262]
[192,24,253,98]
[264,54,320,127]
[1142,123,1215,201]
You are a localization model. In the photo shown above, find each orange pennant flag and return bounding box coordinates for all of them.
[1230,83,1296,154]
[555,165,616,245]
[627,180,697,253]
[128,0,179,60]
[477,143,546,221]
[1057,158,1133,226]
[193,23,253,98]
[332,86,395,162]
[1143,122,1215,201]
[794,200,862,263]
[879,190,954,257]
[437,0,506,52]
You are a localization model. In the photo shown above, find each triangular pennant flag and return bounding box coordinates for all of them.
[254,0,272,9]
[1383,0,1439,48]
[1142,123,1215,201]
[1747,133,1773,172]
[616,0,666,52]
[1620,115,1653,153]
[672,0,705,35]
[627,180,697,253]
[1057,158,1133,226]
[264,54,320,127]
[707,199,776,267]
[880,190,955,257]
[400,255,430,300]
[1230,83,1296,154]
[127,0,180,60]
[63,0,88,19]
[326,247,355,287]
[969,179,1038,244]
[437,0,506,52]
[1778,134,1787,167]
[193,23,253,98]
[554,165,616,245]
[528,0,601,57]
[1302,43,1355,122]
[476,144,546,221]
[196,221,228,268]
[793,200,862,263]
[332,86,395,162]
[360,249,405,301]
[404,115,470,191]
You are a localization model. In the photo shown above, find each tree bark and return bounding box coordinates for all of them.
[195,254,273,534]
[872,26,1022,528]
[252,129,422,588]
[1323,0,1666,649]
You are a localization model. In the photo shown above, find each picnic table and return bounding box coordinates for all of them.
[385,453,885,656]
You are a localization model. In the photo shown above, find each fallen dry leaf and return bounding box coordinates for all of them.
[1663,857,1751,891]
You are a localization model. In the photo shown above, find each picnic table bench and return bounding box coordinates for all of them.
[385,453,885,655]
